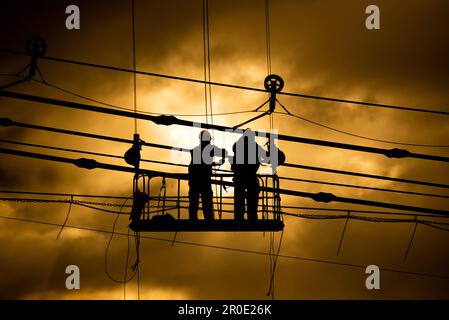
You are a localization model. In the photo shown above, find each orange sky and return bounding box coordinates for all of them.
[0,0,448,299]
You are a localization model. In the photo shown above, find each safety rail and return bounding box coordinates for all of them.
[129,173,283,232]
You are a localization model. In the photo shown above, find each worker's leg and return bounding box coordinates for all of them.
[201,186,214,220]
[234,179,245,221]
[189,182,200,220]
[247,178,260,221]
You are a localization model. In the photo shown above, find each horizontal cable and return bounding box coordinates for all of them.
[2,138,448,200]
[30,78,449,149]
[0,139,190,168]
[0,190,130,200]
[0,116,190,152]
[1,90,449,163]
[280,205,449,219]
[5,193,448,220]
[1,146,449,216]
[41,79,258,117]
[1,48,448,115]
[3,196,449,228]
[2,190,449,219]
[280,176,449,199]
[0,213,448,280]
[0,197,130,214]
[282,162,449,189]
[0,76,28,90]
[276,100,449,148]
[3,117,449,189]
[282,211,449,226]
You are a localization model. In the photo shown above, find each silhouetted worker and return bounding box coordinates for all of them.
[189,130,227,220]
[231,131,270,221]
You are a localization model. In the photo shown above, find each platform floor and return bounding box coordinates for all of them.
[129,218,284,232]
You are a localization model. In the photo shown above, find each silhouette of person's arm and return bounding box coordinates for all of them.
[257,143,271,164]
[211,145,228,166]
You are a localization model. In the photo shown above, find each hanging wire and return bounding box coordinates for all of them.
[0,77,28,90]
[123,227,131,299]
[56,195,73,240]
[104,198,139,285]
[268,232,275,299]
[131,0,138,133]
[3,47,449,116]
[264,0,280,300]
[4,137,449,201]
[202,0,209,124]
[5,73,449,147]
[131,231,141,300]
[205,0,213,125]
[403,215,419,262]
[202,0,221,216]
[30,77,259,117]
[336,211,350,256]
[276,100,449,148]
[267,229,284,298]
[1,213,449,280]
[264,0,272,75]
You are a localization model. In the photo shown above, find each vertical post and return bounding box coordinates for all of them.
[275,175,281,220]
[265,177,277,220]
[146,175,150,220]
[219,177,223,220]
[162,177,166,215]
[142,175,145,220]
[264,176,268,220]
[177,178,180,220]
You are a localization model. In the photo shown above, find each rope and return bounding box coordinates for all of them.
[267,232,274,300]
[0,77,28,90]
[336,211,350,256]
[157,177,167,214]
[132,231,141,300]
[24,75,449,148]
[2,213,449,280]
[267,229,284,298]
[3,47,449,115]
[123,227,131,299]
[34,77,256,117]
[104,199,138,284]
[56,195,73,239]
[202,0,209,123]
[264,0,272,75]
[4,90,449,163]
[206,2,213,125]
[282,211,449,226]
[202,0,220,216]
[403,216,419,262]
[131,0,137,133]
[276,100,449,148]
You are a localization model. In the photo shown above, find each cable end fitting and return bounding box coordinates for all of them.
[312,192,337,203]
[74,158,98,170]
[384,148,411,159]
[0,118,13,127]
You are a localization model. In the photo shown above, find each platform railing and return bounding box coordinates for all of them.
[133,173,281,222]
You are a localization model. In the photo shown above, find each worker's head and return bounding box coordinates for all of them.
[199,130,212,144]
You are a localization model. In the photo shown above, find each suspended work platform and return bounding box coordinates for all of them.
[129,173,284,232]
[130,219,284,232]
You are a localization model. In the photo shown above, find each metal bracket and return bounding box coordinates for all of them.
[14,37,47,82]
[233,74,285,130]
[264,74,284,114]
